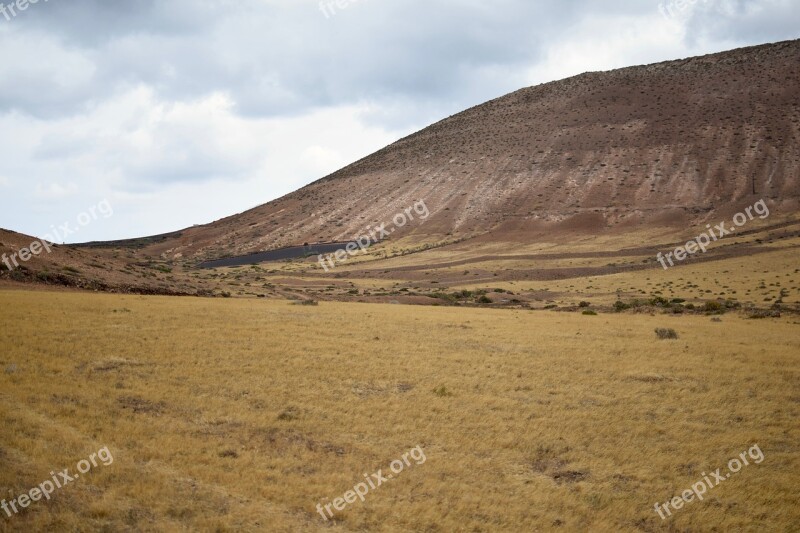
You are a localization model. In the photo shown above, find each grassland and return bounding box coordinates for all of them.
[1,289,798,531]
[175,220,799,311]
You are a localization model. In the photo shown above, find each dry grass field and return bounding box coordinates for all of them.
[1,289,798,531]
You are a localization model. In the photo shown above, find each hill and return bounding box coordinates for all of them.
[2,39,799,307]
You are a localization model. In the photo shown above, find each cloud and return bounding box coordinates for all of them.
[0,88,404,240]
[684,0,800,45]
[35,182,78,198]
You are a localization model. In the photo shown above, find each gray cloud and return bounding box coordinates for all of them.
[0,0,638,120]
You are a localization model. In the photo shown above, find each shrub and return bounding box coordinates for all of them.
[724,299,741,309]
[430,292,456,303]
[747,309,781,319]
[703,301,724,314]
[613,301,630,312]
[579,301,590,308]
[655,328,678,340]
[649,296,670,307]
[477,295,492,304]
[433,386,453,397]
[582,310,597,315]
[277,408,298,421]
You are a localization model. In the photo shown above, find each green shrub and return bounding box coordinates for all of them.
[430,292,456,303]
[433,386,453,397]
[613,301,630,312]
[649,296,670,307]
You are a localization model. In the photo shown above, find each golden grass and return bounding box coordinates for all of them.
[491,245,800,307]
[1,290,799,531]
[205,220,799,311]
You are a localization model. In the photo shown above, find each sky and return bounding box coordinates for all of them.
[0,0,796,242]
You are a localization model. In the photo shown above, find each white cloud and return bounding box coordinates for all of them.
[35,182,79,198]
[0,86,405,241]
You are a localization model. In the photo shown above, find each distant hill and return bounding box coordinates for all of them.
[128,39,800,263]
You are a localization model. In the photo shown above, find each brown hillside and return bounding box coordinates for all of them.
[136,39,800,263]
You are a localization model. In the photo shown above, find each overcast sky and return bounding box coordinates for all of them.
[0,0,796,242]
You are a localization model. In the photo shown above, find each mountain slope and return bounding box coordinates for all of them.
[135,39,800,263]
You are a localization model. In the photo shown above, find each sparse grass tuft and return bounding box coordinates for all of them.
[655,327,679,340]
[433,385,453,397]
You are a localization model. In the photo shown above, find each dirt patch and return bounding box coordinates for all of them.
[118,396,166,415]
[552,470,589,484]
[626,374,674,383]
